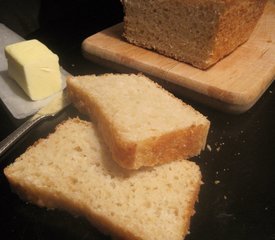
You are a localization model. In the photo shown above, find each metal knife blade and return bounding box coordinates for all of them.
[0,89,71,158]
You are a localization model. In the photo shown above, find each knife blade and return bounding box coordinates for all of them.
[0,89,71,158]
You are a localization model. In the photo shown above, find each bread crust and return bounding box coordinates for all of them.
[122,0,268,69]
[112,123,209,169]
[180,172,202,238]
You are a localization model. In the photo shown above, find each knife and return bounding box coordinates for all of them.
[0,89,71,158]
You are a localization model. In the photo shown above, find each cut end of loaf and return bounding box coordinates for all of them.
[122,0,268,69]
[67,73,210,169]
[4,118,202,240]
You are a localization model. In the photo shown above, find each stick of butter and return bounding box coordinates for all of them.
[5,39,62,101]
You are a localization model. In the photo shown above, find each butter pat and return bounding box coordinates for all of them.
[5,39,62,100]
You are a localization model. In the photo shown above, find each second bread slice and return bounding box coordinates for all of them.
[67,73,210,169]
[4,118,202,240]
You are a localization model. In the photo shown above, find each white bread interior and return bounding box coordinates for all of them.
[67,73,210,169]
[4,118,202,240]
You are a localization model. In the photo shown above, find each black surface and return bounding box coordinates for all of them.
[0,1,275,240]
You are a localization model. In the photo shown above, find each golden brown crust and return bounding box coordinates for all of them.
[97,121,210,170]
[206,0,268,69]
[103,132,137,169]
[122,0,268,69]
[135,123,209,168]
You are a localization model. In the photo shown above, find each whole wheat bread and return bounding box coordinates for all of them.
[67,73,210,169]
[122,0,267,69]
[4,118,202,240]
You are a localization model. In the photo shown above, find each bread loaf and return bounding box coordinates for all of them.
[67,73,210,169]
[122,0,267,69]
[4,118,202,240]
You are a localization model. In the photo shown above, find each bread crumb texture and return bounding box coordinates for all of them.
[4,118,202,240]
[122,0,267,69]
[67,73,210,169]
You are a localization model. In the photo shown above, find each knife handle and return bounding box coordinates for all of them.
[0,115,46,159]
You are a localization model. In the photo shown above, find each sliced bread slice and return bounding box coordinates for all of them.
[4,118,202,240]
[67,73,210,169]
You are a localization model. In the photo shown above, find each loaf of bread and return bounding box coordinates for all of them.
[121,0,267,69]
[4,118,202,240]
[67,73,210,169]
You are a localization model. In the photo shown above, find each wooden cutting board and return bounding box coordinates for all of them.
[82,1,275,113]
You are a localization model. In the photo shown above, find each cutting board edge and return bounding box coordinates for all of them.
[82,50,271,114]
[82,38,275,113]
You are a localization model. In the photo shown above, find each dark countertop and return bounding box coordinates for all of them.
[0,1,274,240]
